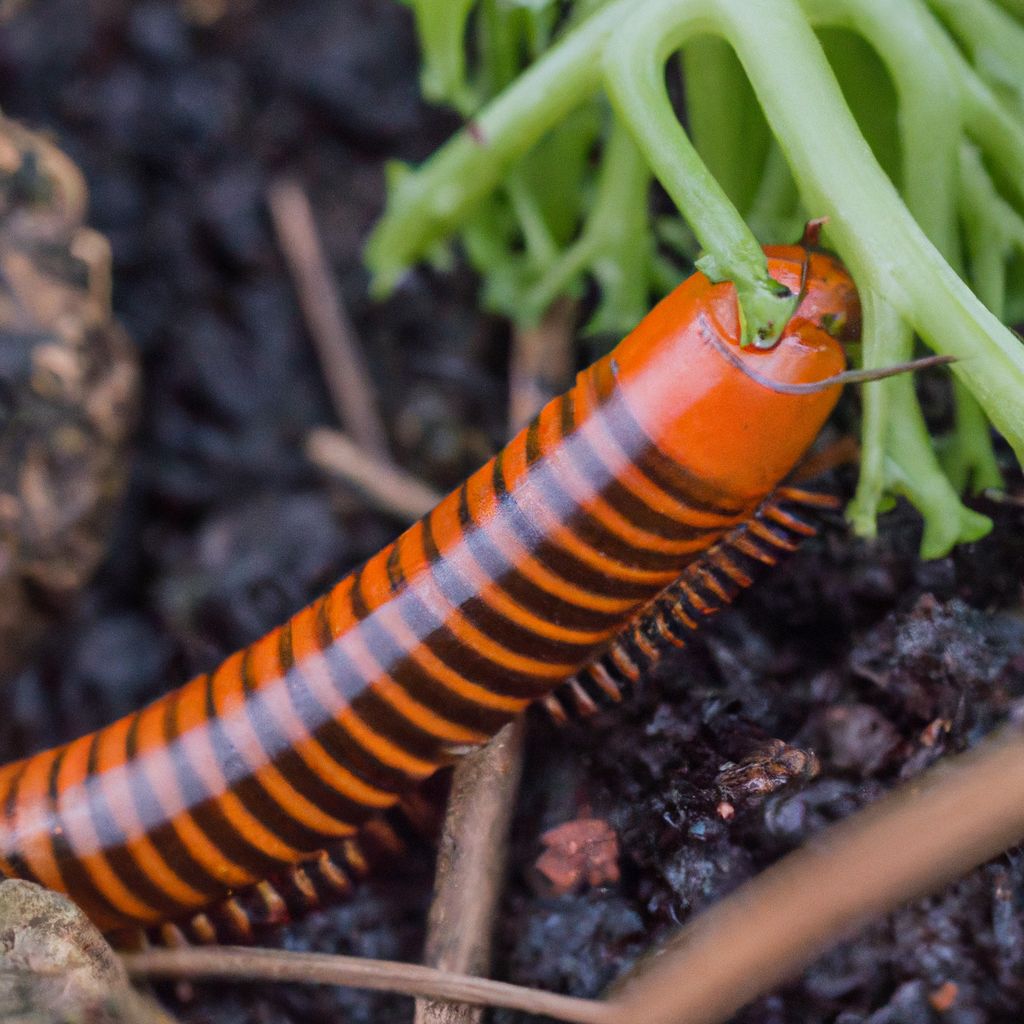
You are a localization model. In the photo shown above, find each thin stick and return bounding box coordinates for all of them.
[508,298,577,431]
[415,301,577,1024]
[306,427,441,522]
[981,487,1024,506]
[606,725,1024,1024]
[268,179,391,460]
[414,720,526,1024]
[121,946,613,1024]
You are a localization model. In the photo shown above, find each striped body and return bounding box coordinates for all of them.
[0,246,856,933]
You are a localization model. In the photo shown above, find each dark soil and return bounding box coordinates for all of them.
[2,3,1024,1023]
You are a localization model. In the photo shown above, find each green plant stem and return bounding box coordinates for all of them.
[950,143,1021,493]
[846,288,898,540]
[927,22,1024,211]
[365,0,628,294]
[704,0,1024,466]
[504,168,559,266]
[927,0,1024,116]
[992,0,1024,18]
[745,143,803,244]
[807,0,1024,217]
[477,0,526,96]
[885,375,994,556]
[946,382,1004,493]
[848,291,992,552]
[523,119,653,331]
[960,143,1024,263]
[681,37,770,214]
[814,0,963,259]
[808,0,1007,491]
[601,0,796,345]
[405,0,479,113]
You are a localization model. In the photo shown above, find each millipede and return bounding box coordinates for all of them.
[0,243,861,944]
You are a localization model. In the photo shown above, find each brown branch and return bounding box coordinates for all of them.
[415,720,527,1024]
[268,179,390,460]
[507,298,577,432]
[416,301,578,1024]
[606,725,1024,1024]
[122,946,613,1024]
[306,427,441,522]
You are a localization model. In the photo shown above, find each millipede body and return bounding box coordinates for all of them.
[0,244,858,935]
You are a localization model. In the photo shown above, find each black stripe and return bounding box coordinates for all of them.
[389,531,563,699]
[78,729,184,917]
[122,710,223,898]
[46,746,127,924]
[421,508,594,664]
[527,413,704,573]
[560,391,718,541]
[354,531,513,734]
[318,590,445,765]
[2,762,44,886]
[386,541,404,592]
[206,658,327,854]
[493,447,663,601]
[382,523,551,699]
[264,624,376,827]
[281,606,413,796]
[454,484,628,632]
[587,361,748,517]
[163,683,284,882]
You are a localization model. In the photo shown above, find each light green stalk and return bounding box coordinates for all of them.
[522,119,655,333]
[847,290,992,554]
[601,0,796,345]
[681,37,770,215]
[404,0,478,113]
[366,0,628,295]
[927,0,1024,118]
[803,0,1003,499]
[705,0,1024,466]
[744,143,803,244]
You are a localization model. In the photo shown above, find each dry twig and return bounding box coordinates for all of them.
[306,427,441,522]
[415,720,527,1024]
[268,179,390,459]
[507,298,577,432]
[122,946,612,1024]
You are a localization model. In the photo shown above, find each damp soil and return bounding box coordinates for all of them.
[3,3,1024,1023]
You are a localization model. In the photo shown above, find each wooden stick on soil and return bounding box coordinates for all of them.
[122,946,612,1024]
[269,178,442,520]
[268,179,390,460]
[414,300,578,1024]
[306,427,441,522]
[414,719,527,1024]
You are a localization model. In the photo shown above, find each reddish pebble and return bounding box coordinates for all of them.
[929,981,958,1012]
[920,718,951,748]
[534,818,620,896]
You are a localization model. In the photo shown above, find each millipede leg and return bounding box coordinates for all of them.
[545,486,835,725]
